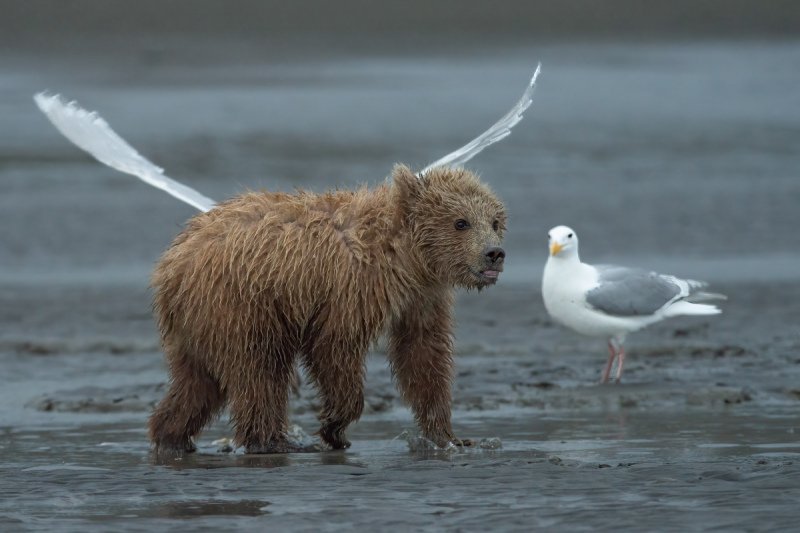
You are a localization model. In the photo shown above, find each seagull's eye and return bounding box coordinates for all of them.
[454,219,470,231]
[567,233,573,238]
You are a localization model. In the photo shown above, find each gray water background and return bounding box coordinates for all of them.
[1,2,800,531]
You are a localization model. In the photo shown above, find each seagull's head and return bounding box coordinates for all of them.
[547,225,579,259]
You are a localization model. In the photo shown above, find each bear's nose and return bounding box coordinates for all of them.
[485,246,505,264]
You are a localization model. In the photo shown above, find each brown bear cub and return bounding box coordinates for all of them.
[148,164,506,453]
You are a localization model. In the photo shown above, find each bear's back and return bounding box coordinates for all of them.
[152,185,412,336]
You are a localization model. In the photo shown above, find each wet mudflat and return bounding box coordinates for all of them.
[1,280,799,531]
[1,409,798,531]
[1,24,800,532]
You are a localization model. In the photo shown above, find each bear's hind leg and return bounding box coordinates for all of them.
[228,350,302,454]
[304,340,367,450]
[148,353,225,454]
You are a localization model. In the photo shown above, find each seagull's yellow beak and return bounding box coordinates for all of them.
[550,242,563,256]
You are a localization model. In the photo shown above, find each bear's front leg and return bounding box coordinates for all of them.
[388,288,467,448]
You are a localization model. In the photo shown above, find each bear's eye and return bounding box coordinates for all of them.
[454,219,470,231]
[493,220,500,232]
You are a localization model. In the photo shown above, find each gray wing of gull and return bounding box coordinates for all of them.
[585,265,684,317]
[34,93,216,213]
[419,63,541,176]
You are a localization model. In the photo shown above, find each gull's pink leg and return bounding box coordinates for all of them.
[615,345,627,383]
[601,340,616,384]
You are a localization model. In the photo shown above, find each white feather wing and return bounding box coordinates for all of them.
[419,63,541,176]
[34,65,541,209]
[34,93,216,212]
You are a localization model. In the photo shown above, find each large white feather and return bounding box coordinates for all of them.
[419,62,541,176]
[34,65,540,211]
[33,93,216,212]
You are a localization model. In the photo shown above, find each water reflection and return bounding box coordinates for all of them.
[151,450,294,470]
[145,499,269,518]
[148,447,378,470]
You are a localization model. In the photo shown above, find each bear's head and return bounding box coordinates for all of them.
[393,164,507,290]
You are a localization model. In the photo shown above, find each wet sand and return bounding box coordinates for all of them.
[1,18,800,532]
[2,279,799,530]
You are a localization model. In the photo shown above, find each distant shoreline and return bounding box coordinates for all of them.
[3,0,799,50]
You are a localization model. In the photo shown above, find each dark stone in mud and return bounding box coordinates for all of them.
[723,390,753,404]
[513,381,559,390]
[673,324,709,338]
[690,345,750,358]
[619,396,638,408]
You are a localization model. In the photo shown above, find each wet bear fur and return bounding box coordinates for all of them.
[148,164,506,453]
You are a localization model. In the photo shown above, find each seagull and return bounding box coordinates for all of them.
[542,225,726,383]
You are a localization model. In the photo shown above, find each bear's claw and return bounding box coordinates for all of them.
[319,423,352,450]
[152,437,197,455]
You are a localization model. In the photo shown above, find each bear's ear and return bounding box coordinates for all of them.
[391,164,422,217]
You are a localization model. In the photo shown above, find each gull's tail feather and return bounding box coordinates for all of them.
[684,278,709,291]
[675,277,727,303]
[687,291,728,303]
[419,63,541,176]
[34,93,216,213]
[664,300,723,317]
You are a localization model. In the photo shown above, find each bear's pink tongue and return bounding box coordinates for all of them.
[482,270,499,278]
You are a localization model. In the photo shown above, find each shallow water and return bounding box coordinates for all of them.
[1,16,800,532]
[2,280,800,531]
[2,406,799,531]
